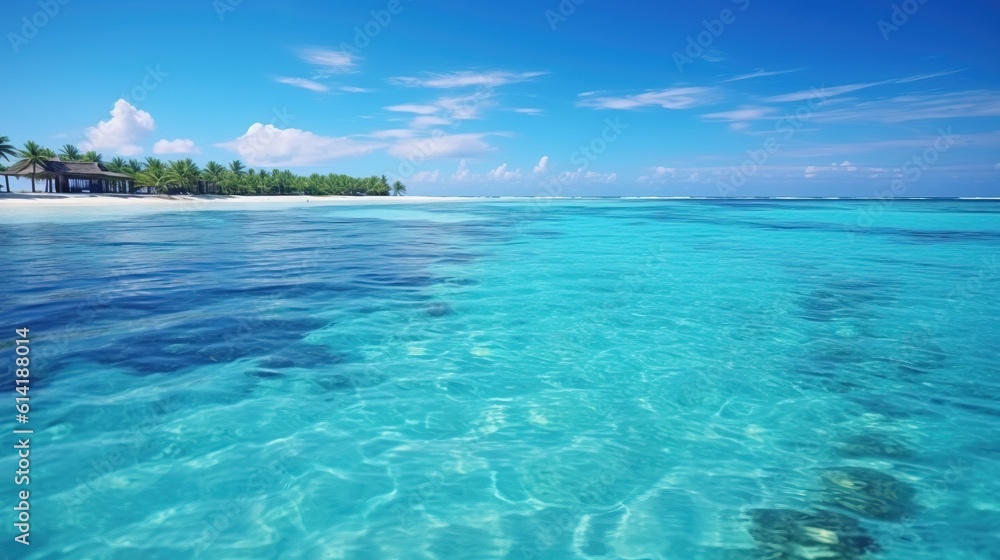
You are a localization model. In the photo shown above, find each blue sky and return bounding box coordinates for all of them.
[2,0,999,196]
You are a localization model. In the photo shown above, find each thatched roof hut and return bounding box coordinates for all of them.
[2,159,134,193]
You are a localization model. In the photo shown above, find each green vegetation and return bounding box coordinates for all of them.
[0,135,16,193]
[0,137,406,197]
[17,140,47,193]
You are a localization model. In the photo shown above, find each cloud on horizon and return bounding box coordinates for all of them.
[153,138,199,155]
[217,124,383,167]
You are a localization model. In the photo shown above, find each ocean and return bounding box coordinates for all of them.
[1,199,998,559]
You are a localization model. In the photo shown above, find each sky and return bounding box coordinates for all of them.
[2,0,999,196]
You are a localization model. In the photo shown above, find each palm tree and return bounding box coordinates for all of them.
[82,151,103,163]
[16,141,48,193]
[201,161,226,194]
[107,157,127,173]
[125,159,145,176]
[228,160,246,176]
[59,144,82,161]
[166,159,200,194]
[0,135,17,192]
[391,180,406,196]
[136,157,166,191]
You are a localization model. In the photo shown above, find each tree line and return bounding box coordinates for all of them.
[0,136,406,196]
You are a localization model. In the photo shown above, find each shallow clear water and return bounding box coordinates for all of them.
[1,200,998,559]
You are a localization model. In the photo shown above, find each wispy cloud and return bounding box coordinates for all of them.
[299,47,358,76]
[386,93,495,128]
[275,77,329,92]
[410,116,452,128]
[577,87,714,110]
[805,161,858,178]
[513,108,543,115]
[340,86,372,93]
[366,129,418,140]
[385,104,441,115]
[765,71,961,103]
[702,106,776,121]
[390,70,546,88]
[387,132,499,159]
[811,90,1000,123]
[721,69,799,82]
[780,130,1000,158]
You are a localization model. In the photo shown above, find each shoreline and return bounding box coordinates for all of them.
[0,193,481,207]
[1,193,998,208]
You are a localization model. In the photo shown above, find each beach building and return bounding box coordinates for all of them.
[1,159,134,193]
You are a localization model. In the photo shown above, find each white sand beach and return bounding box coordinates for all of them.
[0,193,488,207]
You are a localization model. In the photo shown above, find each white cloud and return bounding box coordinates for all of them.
[340,86,371,93]
[700,51,724,63]
[767,83,880,104]
[81,99,155,156]
[386,93,493,127]
[804,161,859,178]
[153,139,199,155]
[488,163,522,181]
[388,133,495,159]
[411,170,441,183]
[217,124,384,167]
[687,172,701,182]
[275,77,329,92]
[513,108,543,115]
[453,160,470,181]
[300,48,357,75]
[559,168,617,183]
[534,156,550,175]
[367,129,417,139]
[779,131,1000,158]
[637,166,676,183]
[812,90,1000,123]
[385,104,441,115]
[577,87,713,110]
[721,69,799,82]
[765,71,960,103]
[410,116,453,128]
[590,171,617,182]
[703,107,776,121]
[435,94,492,120]
[390,71,546,89]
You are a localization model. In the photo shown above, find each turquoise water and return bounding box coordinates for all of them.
[1,200,998,559]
